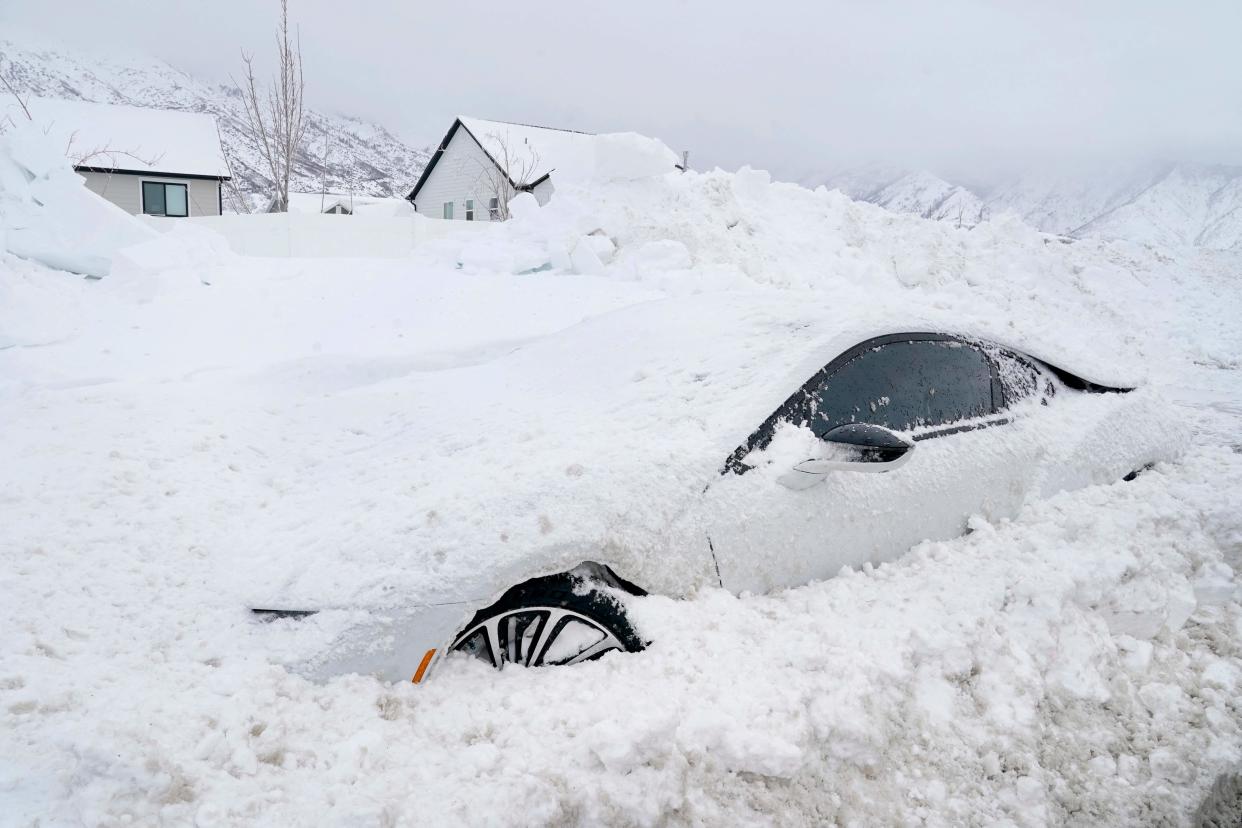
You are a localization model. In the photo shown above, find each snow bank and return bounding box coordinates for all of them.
[0,125,156,277]
[447,158,1239,381]
[554,131,682,185]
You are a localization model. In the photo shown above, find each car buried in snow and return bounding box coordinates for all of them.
[255,294,1183,684]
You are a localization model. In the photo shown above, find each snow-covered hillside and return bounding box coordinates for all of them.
[0,37,430,209]
[818,162,1242,249]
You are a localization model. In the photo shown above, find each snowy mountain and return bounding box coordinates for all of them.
[846,169,986,228]
[0,37,430,210]
[815,162,1242,249]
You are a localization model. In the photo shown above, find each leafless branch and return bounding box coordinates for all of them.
[72,144,166,168]
[62,125,165,168]
[0,54,33,133]
[474,132,541,220]
[232,0,307,212]
[215,118,252,213]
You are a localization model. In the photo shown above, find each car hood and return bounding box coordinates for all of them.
[250,289,1148,608]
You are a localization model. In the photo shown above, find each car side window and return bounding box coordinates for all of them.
[804,339,998,437]
[723,334,1034,475]
[990,349,1050,405]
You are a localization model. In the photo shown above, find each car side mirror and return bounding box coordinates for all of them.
[778,424,915,489]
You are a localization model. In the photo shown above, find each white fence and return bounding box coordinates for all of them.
[142,212,491,258]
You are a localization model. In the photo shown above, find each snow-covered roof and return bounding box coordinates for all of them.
[11,96,229,178]
[284,192,416,216]
[457,116,600,187]
[409,116,681,200]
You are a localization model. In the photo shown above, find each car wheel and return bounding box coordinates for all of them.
[450,572,644,669]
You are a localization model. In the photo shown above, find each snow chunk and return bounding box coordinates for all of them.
[1193,562,1235,606]
[732,166,772,200]
[1149,748,1193,783]
[1101,574,1198,639]
[1,124,156,277]
[508,191,541,221]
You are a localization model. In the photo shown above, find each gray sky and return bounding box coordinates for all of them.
[4,0,1241,182]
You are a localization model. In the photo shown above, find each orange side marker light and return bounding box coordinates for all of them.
[412,649,436,684]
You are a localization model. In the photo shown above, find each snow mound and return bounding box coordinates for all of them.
[456,162,1240,377]
[582,132,682,183]
[0,124,156,277]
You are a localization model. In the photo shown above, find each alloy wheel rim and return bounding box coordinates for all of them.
[452,606,624,669]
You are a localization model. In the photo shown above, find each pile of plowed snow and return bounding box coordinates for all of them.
[2,130,1241,826]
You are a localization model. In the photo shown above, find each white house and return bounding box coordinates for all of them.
[408,116,679,220]
[11,97,230,217]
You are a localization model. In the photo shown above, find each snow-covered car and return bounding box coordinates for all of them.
[258,295,1182,684]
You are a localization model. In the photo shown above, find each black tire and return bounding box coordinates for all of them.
[450,572,644,669]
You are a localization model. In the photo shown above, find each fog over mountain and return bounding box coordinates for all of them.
[3,1,1241,182]
[4,32,1241,250]
[814,163,1242,250]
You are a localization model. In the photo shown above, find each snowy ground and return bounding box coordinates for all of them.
[2,150,1242,825]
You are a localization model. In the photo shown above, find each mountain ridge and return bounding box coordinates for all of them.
[0,37,430,210]
[812,161,1242,249]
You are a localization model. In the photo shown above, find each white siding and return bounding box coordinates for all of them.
[411,129,511,221]
[78,170,222,217]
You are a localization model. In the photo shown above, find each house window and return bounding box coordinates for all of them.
[465,199,474,221]
[489,197,500,220]
[443,201,454,219]
[142,181,189,217]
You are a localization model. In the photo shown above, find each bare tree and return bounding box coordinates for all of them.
[215,120,253,214]
[235,0,307,212]
[0,54,32,134]
[317,129,332,211]
[474,133,541,221]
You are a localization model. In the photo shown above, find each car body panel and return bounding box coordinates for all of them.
[252,293,1181,683]
[700,410,1042,594]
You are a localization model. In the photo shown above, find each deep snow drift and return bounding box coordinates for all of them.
[1,137,1241,826]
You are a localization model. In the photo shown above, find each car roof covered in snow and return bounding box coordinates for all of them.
[12,96,229,178]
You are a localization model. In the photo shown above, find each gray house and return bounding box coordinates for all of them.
[23,97,230,217]
[407,117,595,221]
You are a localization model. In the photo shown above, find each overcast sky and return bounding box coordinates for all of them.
[4,0,1241,182]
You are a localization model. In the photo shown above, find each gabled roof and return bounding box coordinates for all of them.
[407,116,597,202]
[10,96,230,179]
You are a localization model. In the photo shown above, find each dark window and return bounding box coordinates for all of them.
[805,339,996,437]
[142,181,188,217]
[722,333,1059,475]
[465,199,474,221]
[488,197,500,220]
